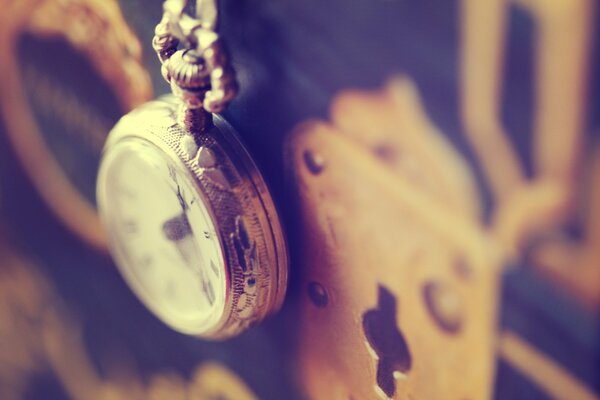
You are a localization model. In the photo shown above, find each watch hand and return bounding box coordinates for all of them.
[169,164,188,212]
[176,184,188,211]
[162,213,215,305]
[162,213,191,241]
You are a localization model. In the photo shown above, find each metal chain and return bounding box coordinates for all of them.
[152,0,237,115]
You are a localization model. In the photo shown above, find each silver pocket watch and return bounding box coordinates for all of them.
[96,0,288,339]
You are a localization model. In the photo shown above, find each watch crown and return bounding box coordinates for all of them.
[165,49,212,132]
[166,49,211,91]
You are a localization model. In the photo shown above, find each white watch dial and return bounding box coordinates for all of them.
[97,138,227,334]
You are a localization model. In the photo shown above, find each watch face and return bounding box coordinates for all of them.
[97,138,227,334]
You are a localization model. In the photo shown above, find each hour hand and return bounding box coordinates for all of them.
[163,213,199,267]
[162,213,202,270]
[162,213,213,304]
[162,213,191,241]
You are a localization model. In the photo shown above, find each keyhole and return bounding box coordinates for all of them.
[362,285,412,398]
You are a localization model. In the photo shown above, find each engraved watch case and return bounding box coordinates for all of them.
[97,97,288,338]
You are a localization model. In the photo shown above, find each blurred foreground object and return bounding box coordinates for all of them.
[0,0,151,250]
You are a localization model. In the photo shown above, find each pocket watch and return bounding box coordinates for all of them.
[96,0,288,339]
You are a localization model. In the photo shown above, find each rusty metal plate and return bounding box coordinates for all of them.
[290,79,502,399]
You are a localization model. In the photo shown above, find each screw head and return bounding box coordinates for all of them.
[303,150,325,175]
[307,281,328,307]
[423,281,463,334]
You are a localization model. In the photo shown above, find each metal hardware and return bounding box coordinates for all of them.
[152,0,237,133]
